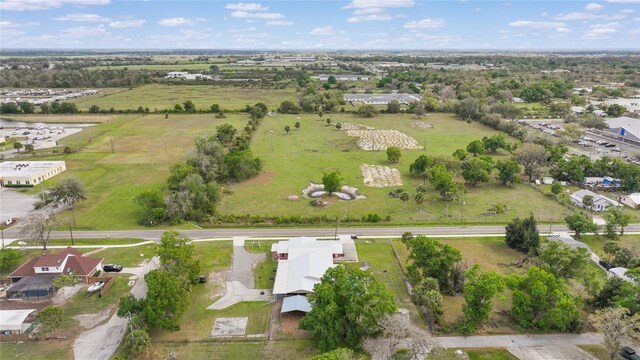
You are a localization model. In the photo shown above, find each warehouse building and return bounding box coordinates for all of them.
[604,116,640,146]
[0,161,66,187]
[316,74,370,81]
[343,93,421,105]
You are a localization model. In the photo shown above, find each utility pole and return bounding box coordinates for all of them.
[110,136,115,154]
[69,222,74,246]
[334,218,340,240]
[1,226,4,249]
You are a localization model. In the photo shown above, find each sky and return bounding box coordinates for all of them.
[0,0,639,50]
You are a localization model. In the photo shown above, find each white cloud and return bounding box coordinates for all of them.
[310,26,344,35]
[508,20,568,30]
[583,22,621,38]
[404,18,445,29]
[265,20,293,26]
[629,29,640,34]
[52,13,111,22]
[224,2,268,11]
[621,8,635,13]
[0,0,110,11]
[109,19,145,28]
[353,7,384,14]
[60,25,108,37]
[343,0,414,9]
[605,0,640,3]
[230,11,284,19]
[585,2,603,11]
[227,26,256,32]
[473,7,481,12]
[158,17,194,26]
[553,12,624,20]
[348,14,393,22]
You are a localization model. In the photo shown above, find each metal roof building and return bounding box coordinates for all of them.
[0,161,66,187]
[604,116,640,146]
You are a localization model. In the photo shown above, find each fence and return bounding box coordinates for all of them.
[87,276,114,297]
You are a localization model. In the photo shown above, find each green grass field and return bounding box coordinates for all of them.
[217,112,573,224]
[33,113,248,230]
[90,244,157,267]
[151,339,319,360]
[71,83,297,111]
[428,348,519,360]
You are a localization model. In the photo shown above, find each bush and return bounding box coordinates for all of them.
[0,248,22,271]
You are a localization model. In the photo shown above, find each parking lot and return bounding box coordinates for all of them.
[0,126,83,153]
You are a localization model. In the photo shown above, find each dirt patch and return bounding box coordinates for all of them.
[341,122,375,130]
[74,306,113,329]
[241,171,275,186]
[279,312,307,336]
[411,121,433,128]
[346,129,422,151]
[360,164,403,187]
[209,269,231,300]
[52,285,84,306]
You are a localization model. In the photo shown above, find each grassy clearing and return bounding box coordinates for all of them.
[151,339,318,360]
[353,240,424,326]
[31,114,248,230]
[218,112,573,224]
[0,341,74,360]
[577,344,621,360]
[71,83,297,111]
[580,234,640,258]
[254,258,277,289]
[152,242,233,341]
[428,348,519,360]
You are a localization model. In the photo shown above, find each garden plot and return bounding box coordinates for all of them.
[341,122,375,130]
[346,130,422,151]
[360,164,403,187]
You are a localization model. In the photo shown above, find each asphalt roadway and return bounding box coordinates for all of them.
[4,224,640,242]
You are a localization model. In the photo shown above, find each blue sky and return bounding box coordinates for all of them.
[1,0,639,50]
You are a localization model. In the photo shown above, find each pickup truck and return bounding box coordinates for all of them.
[622,346,640,360]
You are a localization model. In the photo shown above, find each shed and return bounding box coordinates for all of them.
[621,193,640,209]
[281,295,312,313]
[0,309,37,334]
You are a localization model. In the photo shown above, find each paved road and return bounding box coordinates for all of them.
[437,333,604,348]
[4,224,640,243]
[72,257,159,360]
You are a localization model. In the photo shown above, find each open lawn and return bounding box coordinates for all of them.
[40,238,145,246]
[152,242,235,341]
[151,339,319,360]
[427,348,518,360]
[254,258,277,289]
[71,83,297,111]
[580,234,640,258]
[90,244,157,267]
[578,344,623,360]
[32,114,247,230]
[354,240,424,326]
[0,341,74,360]
[217,112,573,225]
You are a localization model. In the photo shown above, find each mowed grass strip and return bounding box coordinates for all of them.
[71,83,297,111]
[151,339,318,360]
[218,112,572,224]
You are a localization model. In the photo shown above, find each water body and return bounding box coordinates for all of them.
[0,118,96,128]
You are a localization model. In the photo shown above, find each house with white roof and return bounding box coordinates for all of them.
[621,193,640,209]
[547,233,592,252]
[569,189,621,212]
[271,237,345,314]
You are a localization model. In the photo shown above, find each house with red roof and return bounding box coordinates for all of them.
[9,247,103,284]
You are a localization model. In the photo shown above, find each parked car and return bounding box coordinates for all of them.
[605,143,616,148]
[622,347,640,360]
[103,264,123,272]
[599,259,614,270]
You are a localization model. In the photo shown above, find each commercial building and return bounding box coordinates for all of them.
[603,116,640,146]
[0,161,66,187]
[344,93,421,105]
[316,74,369,81]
